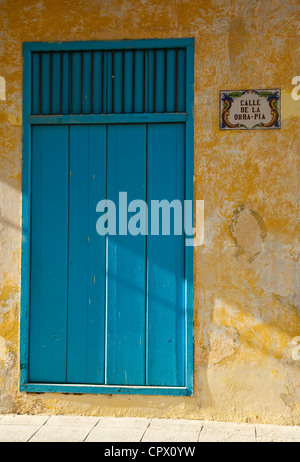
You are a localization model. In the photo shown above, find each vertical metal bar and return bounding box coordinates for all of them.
[81,50,83,114]
[49,52,52,115]
[153,49,156,113]
[111,50,114,114]
[60,51,63,115]
[122,50,125,114]
[91,51,94,114]
[70,52,73,114]
[39,52,42,115]
[143,50,146,113]
[164,49,167,113]
[132,50,135,113]
[101,51,104,114]
[145,50,148,114]
[175,48,178,113]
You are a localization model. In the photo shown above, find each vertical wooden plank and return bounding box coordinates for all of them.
[124,51,133,113]
[147,50,154,113]
[102,51,106,114]
[41,52,50,114]
[82,52,92,114]
[29,125,69,382]
[106,124,146,385]
[113,51,123,114]
[71,51,81,114]
[51,52,61,115]
[155,50,166,113]
[92,51,102,114]
[133,50,144,113]
[67,125,88,383]
[106,51,113,114]
[166,49,176,113]
[31,53,40,115]
[67,125,106,384]
[177,49,186,112]
[61,52,70,115]
[147,123,185,387]
[87,125,107,383]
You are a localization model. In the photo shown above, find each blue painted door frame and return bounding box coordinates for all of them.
[21,39,194,396]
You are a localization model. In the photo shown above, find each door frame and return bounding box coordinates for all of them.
[20,38,194,396]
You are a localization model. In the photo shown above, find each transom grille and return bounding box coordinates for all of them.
[31,48,186,116]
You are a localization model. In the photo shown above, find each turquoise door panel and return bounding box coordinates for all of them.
[147,124,185,386]
[67,125,106,384]
[29,125,69,382]
[106,125,147,385]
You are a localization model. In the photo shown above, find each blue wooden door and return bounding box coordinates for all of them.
[23,40,194,394]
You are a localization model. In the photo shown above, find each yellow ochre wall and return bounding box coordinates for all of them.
[0,0,299,424]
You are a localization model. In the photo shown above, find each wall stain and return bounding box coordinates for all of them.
[229,204,267,261]
[228,17,246,68]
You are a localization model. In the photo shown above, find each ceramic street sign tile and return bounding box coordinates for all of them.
[220,89,281,130]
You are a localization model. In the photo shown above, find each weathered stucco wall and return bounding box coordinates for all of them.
[0,0,299,424]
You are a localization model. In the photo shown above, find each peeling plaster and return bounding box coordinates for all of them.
[209,326,240,364]
[0,76,5,100]
[0,336,6,361]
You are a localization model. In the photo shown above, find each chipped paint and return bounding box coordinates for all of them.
[0,336,7,361]
[209,326,240,364]
[0,76,6,101]
[0,0,299,424]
